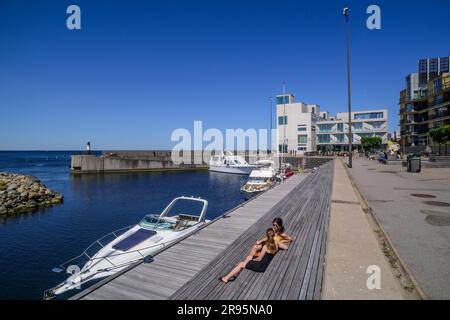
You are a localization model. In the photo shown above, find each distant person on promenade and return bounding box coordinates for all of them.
[86,141,91,155]
[219,228,279,283]
[249,217,293,259]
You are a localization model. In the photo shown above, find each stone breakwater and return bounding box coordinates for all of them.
[0,172,63,216]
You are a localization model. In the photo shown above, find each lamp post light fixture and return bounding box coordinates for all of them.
[343,6,353,168]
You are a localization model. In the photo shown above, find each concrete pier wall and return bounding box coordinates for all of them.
[70,151,208,174]
[70,150,333,174]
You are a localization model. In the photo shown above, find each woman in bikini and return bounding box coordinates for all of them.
[249,217,293,259]
[220,228,278,283]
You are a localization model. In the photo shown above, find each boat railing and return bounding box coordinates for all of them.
[45,228,180,299]
[55,223,190,274]
[55,225,134,271]
[74,240,173,272]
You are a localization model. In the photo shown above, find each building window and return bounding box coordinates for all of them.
[317,124,332,132]
[354,112,383,120]
[298,146,307,151]
[406,103,414,112]
[278,116,287,125]
[298,135,308,144]
[434,95,443,106]
[352,122,362,130]
[276,96,290,105]
[318,134,330,143]
[430,58,438,72]
[297,126,307,131]
[371,121,384,129]
[278,144,288,153]
[441,57,449,73]
[419,59,428,72]
[434,79,442,93]
[337,123,343,132]
[336,134,345,143]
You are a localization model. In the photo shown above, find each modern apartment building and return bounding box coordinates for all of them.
[400,56,450,148]
[276,94,319,153]
[276,93,388,153]
[316,110,388,152]
[418,57,449,87]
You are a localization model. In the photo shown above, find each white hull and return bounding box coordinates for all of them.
[209,165,254,175]
[209,153,256,175]
[52,223,204,296]
[241,188,265,199]
[45,196,209,299]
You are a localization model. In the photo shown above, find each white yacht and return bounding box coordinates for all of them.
[44,196,208,299]
[209,152,256,175]
[240,160,276,199]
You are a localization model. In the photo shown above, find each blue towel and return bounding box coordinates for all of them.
[112,229,157,251]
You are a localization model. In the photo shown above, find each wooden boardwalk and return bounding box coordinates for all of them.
[171,161,333,300]
[76,161,333,300]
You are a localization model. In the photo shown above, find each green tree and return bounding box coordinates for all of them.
[443,125,450,143]
[361,136,382,152]
[430,125,450,155]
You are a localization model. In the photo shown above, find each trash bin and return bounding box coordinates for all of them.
[407,155,421,173]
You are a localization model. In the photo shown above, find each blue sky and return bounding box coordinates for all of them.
[1,0,449,150]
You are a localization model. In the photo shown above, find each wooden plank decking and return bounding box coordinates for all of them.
[76,161,333,300]
[170,161,334,300]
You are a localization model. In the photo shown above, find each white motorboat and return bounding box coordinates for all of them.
[240,169,275,199]
[44,196,208,299]
[255,159,277,171]
[240,160,276,199]
[209,152,257,175]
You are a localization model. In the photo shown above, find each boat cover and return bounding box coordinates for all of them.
[112,229,157,251]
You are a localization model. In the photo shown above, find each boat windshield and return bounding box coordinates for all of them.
[139,214,176,230]
[248,178,271,185]
[234,157,248,165]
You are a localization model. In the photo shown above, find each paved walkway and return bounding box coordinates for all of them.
[348,158,450,299]
[322,160,404,299]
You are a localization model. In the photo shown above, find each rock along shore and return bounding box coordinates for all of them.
[0,172,63,216]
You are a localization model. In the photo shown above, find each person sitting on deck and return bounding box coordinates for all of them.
[378,151,388,164]
[219,228,279,283]
[249,217,293,258]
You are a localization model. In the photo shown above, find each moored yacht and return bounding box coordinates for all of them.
[44,196,208,299]
[241,160,277,199]
[209,152,257,175]
[240,170,275,199]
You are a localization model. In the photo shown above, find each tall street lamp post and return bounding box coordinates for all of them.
[283,83,286,154]
[269,96,273,155]
[344,6,353,168]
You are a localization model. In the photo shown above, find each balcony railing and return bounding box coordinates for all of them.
[429,111,450,120]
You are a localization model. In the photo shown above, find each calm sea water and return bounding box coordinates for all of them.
[0,151,247,299]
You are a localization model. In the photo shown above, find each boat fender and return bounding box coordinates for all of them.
[143,255,154,264]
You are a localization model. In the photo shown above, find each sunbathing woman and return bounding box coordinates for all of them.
[220,228,278,283]
[249,217,293,258]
